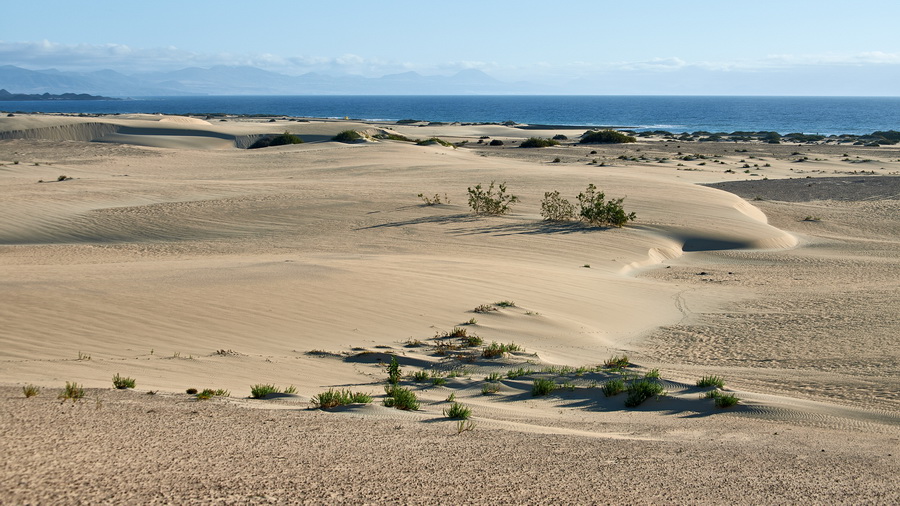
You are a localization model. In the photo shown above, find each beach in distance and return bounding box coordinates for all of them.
[1,112,898,504]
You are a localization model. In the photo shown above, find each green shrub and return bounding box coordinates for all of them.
[311,389,373,409]
[416,137,454,147]
[283,385,297,394]
[112,373,136,389]
[443,402,472,419]
[59,382,85,401]
[696,375,725,388]
[462,334,483,347]
[644,369,660,379]
[519,137,560,148]
[579,130,636,144]
[412,370,430,382]
[250,384,280,398]
[383,385,420,410]
[489,139,504,146]
[601,378,625,397]
[387,356,402,385]
[248,131,303,149]
[332,130,363,143]
[482,342,522,358]
[22,384,40,398]
[431,377,447,386]
[467,181,519,215]
[481,382,501,395]
[495,300,516,308]
[603,354,630,369]
[552,134,568,141]
[540,190,576,221]
[506,367,534,379]
[484,372,503,382]
[704,390,740,408]
[576,184,636,227]
[532,378,556,396]
[624,379,665,407]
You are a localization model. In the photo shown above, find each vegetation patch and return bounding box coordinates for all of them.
[704,390,740,408]
[577,184,636,227]
[624,379,665,407]
[467,181,519,215]
[383,385,420,410]
[696,375,725,388]
[579,130,636,144]
[332,130,363,143]
[248,131,303,149]
[603,354,630,369]
[531,378,557,396]
[22,384,40,398]
[540,190,576,221]
[601,378,626,397]
[519,137,560,148]
[482,341,523,358]
[112,373,136,390]
[311,389,373,409]
[59,382,85,401]
[443,402,472,419]
[250,384,280,398]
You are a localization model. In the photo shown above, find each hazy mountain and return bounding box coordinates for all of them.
[0,65,548,96]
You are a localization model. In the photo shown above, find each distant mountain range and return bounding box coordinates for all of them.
[0,88,117,101]
[0,65,551,96]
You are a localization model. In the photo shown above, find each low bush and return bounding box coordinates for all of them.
[624,379,664,407]
[579,130,636,144]
[112,373,136,389]
[481,382,501,395]
[467,181,519,215]
[248,132,303,149]
[412,370,430,382]
[519,137,560,148]
[416,137,454,147]
[443,402,472,419]
[601,378,625,397]
[540,190,576,221]
[387,356,402,385]
[532,378,556,396]
[696,375,725,388]
[311,389,373,409]
[383,385,420,410]
[59,382,85,401]
[703,390,740,408]
[603,354,630,369]
[332,130,363,143]
[22,384,40,398]
[482,342,523,358]
[250,384,280,398]
[489,139,504,146]
[576,184,636,227]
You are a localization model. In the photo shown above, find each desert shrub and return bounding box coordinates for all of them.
[248,132,303,149]
[473,304,497,313]
[540,190,576,221]
[374,133,414,142]
[532,378,556,396]
[644,369,660,379]
[467,181,519,215]
[481,382,501,395]
[482,342,522,358]
[332,130,363,143]
[311,389,372,409]
[186,388,198,395]
[59,382,85,401]
[576,184,636,227]
[417,193,446,205]
[495,300,516,308]
[112,373,136,389]
[704,390,740,408]
[601,378,625,397]
[579,130,636,144]
[443,402,472,419]
[416,137,454,147]
[250,384,280,398]
[603,354,630,369]
[283,385,297,394]
[462,334,483,347]
[431,376,447,386]
[489,139,504,146]
[506,367,534,379]
[552,134,568,140]
[696,375,725,388]
[412,370,430,382]
[387,356,402,385]
[519,137,559,148]
[22,384,40,398]
[624,379,665,407]
[484,372,503,382]
[383,385,420,410]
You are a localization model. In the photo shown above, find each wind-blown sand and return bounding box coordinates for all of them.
[1,113,898,503]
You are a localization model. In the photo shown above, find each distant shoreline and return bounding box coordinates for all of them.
[0,89,119,101]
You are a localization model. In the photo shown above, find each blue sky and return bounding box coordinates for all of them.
[2,0,899,95]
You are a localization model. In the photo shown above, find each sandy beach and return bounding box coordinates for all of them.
[1,113,898,504]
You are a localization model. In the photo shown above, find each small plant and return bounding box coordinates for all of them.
[23,384,40,398]
[802,216,821,222]
[495,300,516,308]
[506,367,534,379]
[431,376,447,386]
[579,130,636,144]
[332,130,363,143]
[644,369,660,379]
[418,193,447,206]
[624,379,665,407]
[386,356,402,385]
[283,385,298,394]
[311,389,372,409]
[456,419,476,434]
[195,389,214,400]
[412,370,431,382]
[250,384,280,398]
[532,378,556,396]
[519,137,560,148]
[474,304,497,313]
[112,374,136,389]
[443,402,472,419]
[462,334,483,347]
[186,388,198,394]
[603,354,630,369]
[540,190,576,221]
[482,342,522,358]
[703,390,740,408]
[77,351,91,361]
[383,385,420,410]
[59,382,85,401]
[696,375,725,388]
[576,184,636,227]
[467,181,519,215]
[481,382,501,395]
[446,392,456,402]
[601,378,625,397]
[484,372,503,382]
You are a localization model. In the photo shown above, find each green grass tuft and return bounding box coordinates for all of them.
[624,379,665,407]
[443,402,472,419]
[531,378,556,396]
[112,373,136,389]
[250,384,280,399]
[59,382,85,401]
[697,375,725,388]
[603,354,630,369]
[22,384,40,398]
[311,389,373,409]
[383,385,420,410]
[601,378,626,397]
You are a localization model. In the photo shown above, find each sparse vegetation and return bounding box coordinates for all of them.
[248,131,303,149]
[416,137,454,147]
[579,130,636,144]
[603,354,630,369]
[519,137,560,148]
[332,130,363,143]
[506,367,534,379]
[473,304,497,313]
[481,382,501,395]
[456,419,476,434]
[250,384,280,398]
[467,181,519,215]
[482,341,522,358]
[577,184,636,227]
[23,384,40,398]
[112,374,136,389]
[387,356,402,385]
[311,389,373,409]
[602,378,626,397]
[383,385,420,410]
[532,378,556,396]
[703,390,740,408]
[495,300,516,308]
[540,190,576,221]
[417,193,448,205]
[696,375,725,388]
[443,402,472,419]
[625,379,665,407]
[59,382,85,401]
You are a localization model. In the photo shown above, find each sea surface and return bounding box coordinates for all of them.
[4,95,899,136]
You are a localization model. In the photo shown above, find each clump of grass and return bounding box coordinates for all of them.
[59,382,85,401]
[603,354,630,369]
[601,378,626,397]
[495,300,516,308]
[386,356,402,385]
[473,304,497,313]
[196,388,230,400]
[112,373,136,389]
[332,130,363,143]
[447,327,467,338]
[250,384,280,399]
[644,369,660,379]
[443,402,472,419]
[531,378,556,396]
[446,392,456,402]
[462,334,483,347]
[23,384,40,398]
[506,367,534,379]
[624,379,665,407]
[311,389,373,409]
[696,375,725,388]
[383,385,420,410]
[464,317,478,325]
[456,419,476,434]
[703,390,740,408]
[431,376,447,386]
[412,370,431,382]
[481,383,501,395]
[283,385,298,394]
[482,341,523,358]
[484,372,503,382]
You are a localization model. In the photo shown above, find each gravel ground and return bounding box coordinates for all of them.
[706,176,900,202]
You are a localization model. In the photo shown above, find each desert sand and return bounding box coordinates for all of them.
[1,113,898,504]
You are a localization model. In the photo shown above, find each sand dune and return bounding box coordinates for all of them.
[1,113,898,503]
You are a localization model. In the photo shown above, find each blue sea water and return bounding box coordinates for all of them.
[4,95,899,136]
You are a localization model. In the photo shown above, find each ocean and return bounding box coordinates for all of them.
[3,95,899,136]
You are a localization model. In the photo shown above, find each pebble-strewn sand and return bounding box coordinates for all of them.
[1,114,898,504]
